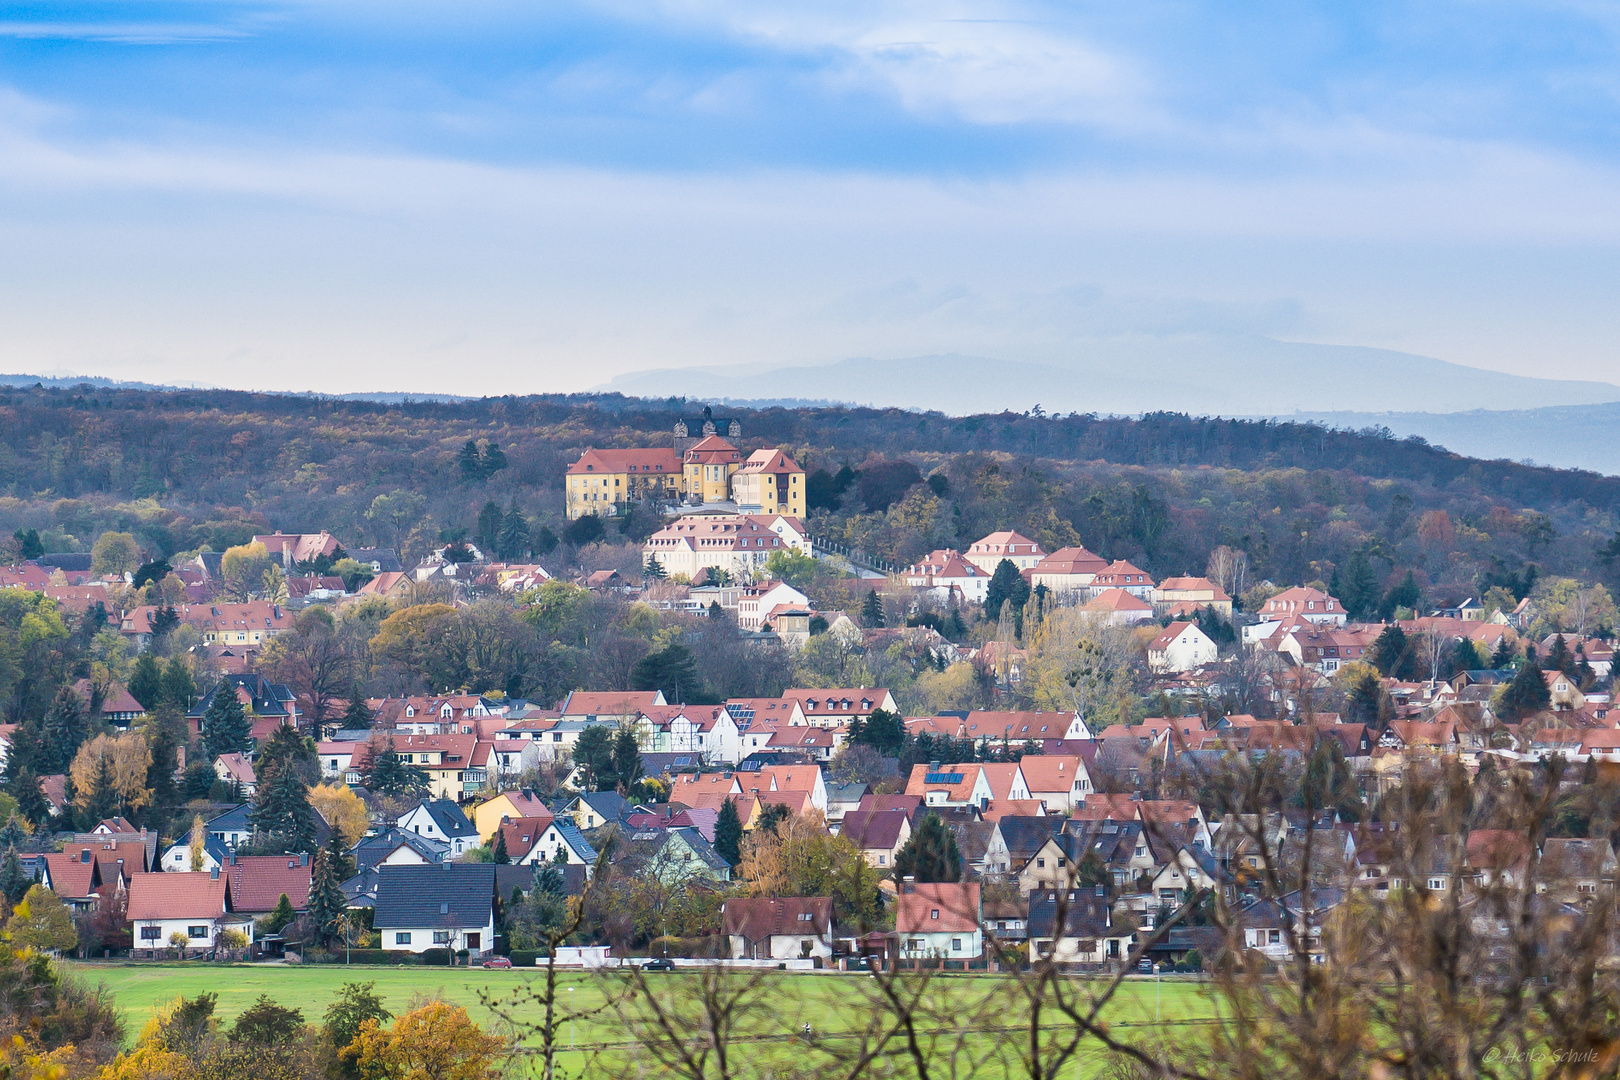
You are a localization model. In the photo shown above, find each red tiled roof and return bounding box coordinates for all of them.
[225,855,312,913]
[723,896,832,939]
[127,872,230,921]
[896,882,980,934]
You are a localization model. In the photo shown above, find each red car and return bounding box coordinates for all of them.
[481,956,513,969]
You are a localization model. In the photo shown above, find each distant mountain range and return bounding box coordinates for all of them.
[599,336,1620,418]
[0,373,470,405]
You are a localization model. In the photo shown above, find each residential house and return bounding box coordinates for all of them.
[373,863,498,957]
[965,532,1046,574]
[317,741,361,781]
[495,817,557,865]
[781,688,899,729]
[222,853,312,919]
[532,819,599,870]
[839,809,913,870]
[747,765,829,813]
[905,710,1092,744]
[1017,756,1093,814]
[723,897,833,960]
[644,514,807,580]
[472,789,553,842]
[72,679,147,726]
[352,828,451,872]
[1087,561,1155,600]
[627,826,731,884]
[1027,888,1132,964]
[1540,838,1618,905]
[736,581,811,631]
[905,762,1031,813]
[1029,547,1109,600]
[1152,577,1233,617]
[565,447,683,520]
[1257,588,1347,627]
[568,791,630,831]
[1147,622,1220,674]
[253,531,344,568]
[398,800,481,859]
[187,674,298,743]
[985,816,1064,878]
[1083,588,1155,626]
[202,805,253,849]
[902,550,995,605]
[895,880,983,960]
[380,734,489,801]
[557,690,667,725]
[127,870,253,957]
[43,849,107,911]
[213,753,257,796]
[123,601,294,648]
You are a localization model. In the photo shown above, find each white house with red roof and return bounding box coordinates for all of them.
[1258,587,1347,626]
[902,549,994,604]
[1029,546,1109,598]
[1082,588,1155,626]
[1087,560,1156,600]
[965,531,1047,574]
[1153,576,1233,617]
[253,531,344,568]
[644,513,812,581]
[781,688,897,729]
[736,580,810,630]
[1148,622,1219,673]
[640,704,743,763]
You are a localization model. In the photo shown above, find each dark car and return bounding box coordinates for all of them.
[642,958,676,972]
[481,956,513,969]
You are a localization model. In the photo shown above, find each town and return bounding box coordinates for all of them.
[0,402,1617,1078]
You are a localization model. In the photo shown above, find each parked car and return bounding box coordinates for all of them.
[482,956,513,969]
[642,958,676,972]
[1136,959,1155,974]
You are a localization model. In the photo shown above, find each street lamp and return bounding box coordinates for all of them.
[1154,962,1161,1022]
[568,987,575,1049]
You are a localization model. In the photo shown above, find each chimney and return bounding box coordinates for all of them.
[80,849,91,864]
[210,866,219,879]
[902,875,916,894]
[930,760,941,772]
[300,852,308,866]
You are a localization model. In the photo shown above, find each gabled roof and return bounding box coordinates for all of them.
[550,819,599,862]
[1017,755,1087,794]
[839,809,910,850]
[895,881,980,934]
[1085,588,1153,613]
[372,863,497,929]
[558,690,665,716]
[127,871,231,921]
[567,447,682,475]
[723,897,831,940]
[43,851,102,900]
[1026,889,1113,939]
[352,828,449,872]
[225,854,312,913]
[996,815,1064,861]
[1031,547,1108,577]
[414,799,478,837]
[497,817,553,862]
[739,448,803,474]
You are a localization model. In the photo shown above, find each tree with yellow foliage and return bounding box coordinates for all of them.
[69,733,152,816]
[308,783,368,849]
[345,1001,505,1080]
[5,884,77,954]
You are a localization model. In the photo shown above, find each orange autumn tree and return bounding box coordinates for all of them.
[346,1001,505,1080]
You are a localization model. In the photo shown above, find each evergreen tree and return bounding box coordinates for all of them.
[457,440,484,484]
[1450,638,1482,678]
[707,600,725,620]
[611,727,643,792]
[852,708,905,755]
[480,441,508,477]
[257,722,318,785]
[363,740,427,796]
[492,828,510,865]
[1545,634,1572,673]
[534,525,559,556]
[0,814,25,852]
[203,683,252,759]
[1369,625,1410,677]
[39,686,87,775]
[128,654,164,711]
[631,643,709,704]
[0,845,30,904]
[144,707,185,815]
[714,798,742,866]
[1379,570,1423,620]
[476,500,504,554]
[572,727,616,792]
[497,497,529,560]
[1500,654,1553,720]
[861,590,885,628]
[306,847,348,947]
[343,690,375,730]
[14,528,43,560]
[984,559,1030,626]
[326,829,355,883]
[249,767,316,853]
[892,812,962,883]
[264,893,297,935]
[87,753,120,824]
[1491,635,1517,669]
[159,657,196,710]
[1337,546,1381,620]
[8,767,50,829]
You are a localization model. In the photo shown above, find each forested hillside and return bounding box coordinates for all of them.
[1,383,1617,605]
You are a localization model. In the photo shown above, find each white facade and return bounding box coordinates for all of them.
[1148,623,1220,673]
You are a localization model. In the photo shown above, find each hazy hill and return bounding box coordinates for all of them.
[600,336,1620,418]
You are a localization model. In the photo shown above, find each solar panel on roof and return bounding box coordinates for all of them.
[924,772,964,785]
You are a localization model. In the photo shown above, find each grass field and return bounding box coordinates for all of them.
[65,961,1220,1077]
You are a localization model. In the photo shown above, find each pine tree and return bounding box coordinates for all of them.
[984,559,1030,630]
[643,555,666,582]
[343,690,375,730]
[476,500,504,554]
[87,753,120,823]
[630,643,707,704]
[128,654,164,711]
[160,657,196,710]
[1491,635,1517,669]
[1370,625,1409,677]
[480,441,508,477]
[1546,634,1572,673]
[861,590,885,628]
[1500,654,1553,720]
[306,847,348,947]
[202,682,251,759]
[364,740,426,796]
[1338,546,1381,620]
[249,767,316,853]
[611,727,643,792]
[457,440,484,484]
[892,812,962,883]
[39,687,87,775]
[264,894,297,935]
[7,768,50,829]
[497,497,529,560]
[492,828,510,865]
[0,814,25,852]
[714,799,742,866]
[1380,570,1422,620]
[144,708,185,815]
[0,845,29,904]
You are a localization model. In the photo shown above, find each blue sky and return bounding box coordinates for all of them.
[2,0,1619,396]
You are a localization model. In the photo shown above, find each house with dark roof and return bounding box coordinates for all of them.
[373,863,498,957]
[1027,888,1133,964]
[352,828,451,872]
[723,897,834,960]
[567,791,631,831]
[398,799,480,858]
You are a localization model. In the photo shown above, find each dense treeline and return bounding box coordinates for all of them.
[0,384,1617,603]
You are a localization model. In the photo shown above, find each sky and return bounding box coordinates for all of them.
[2,0,1620,397]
